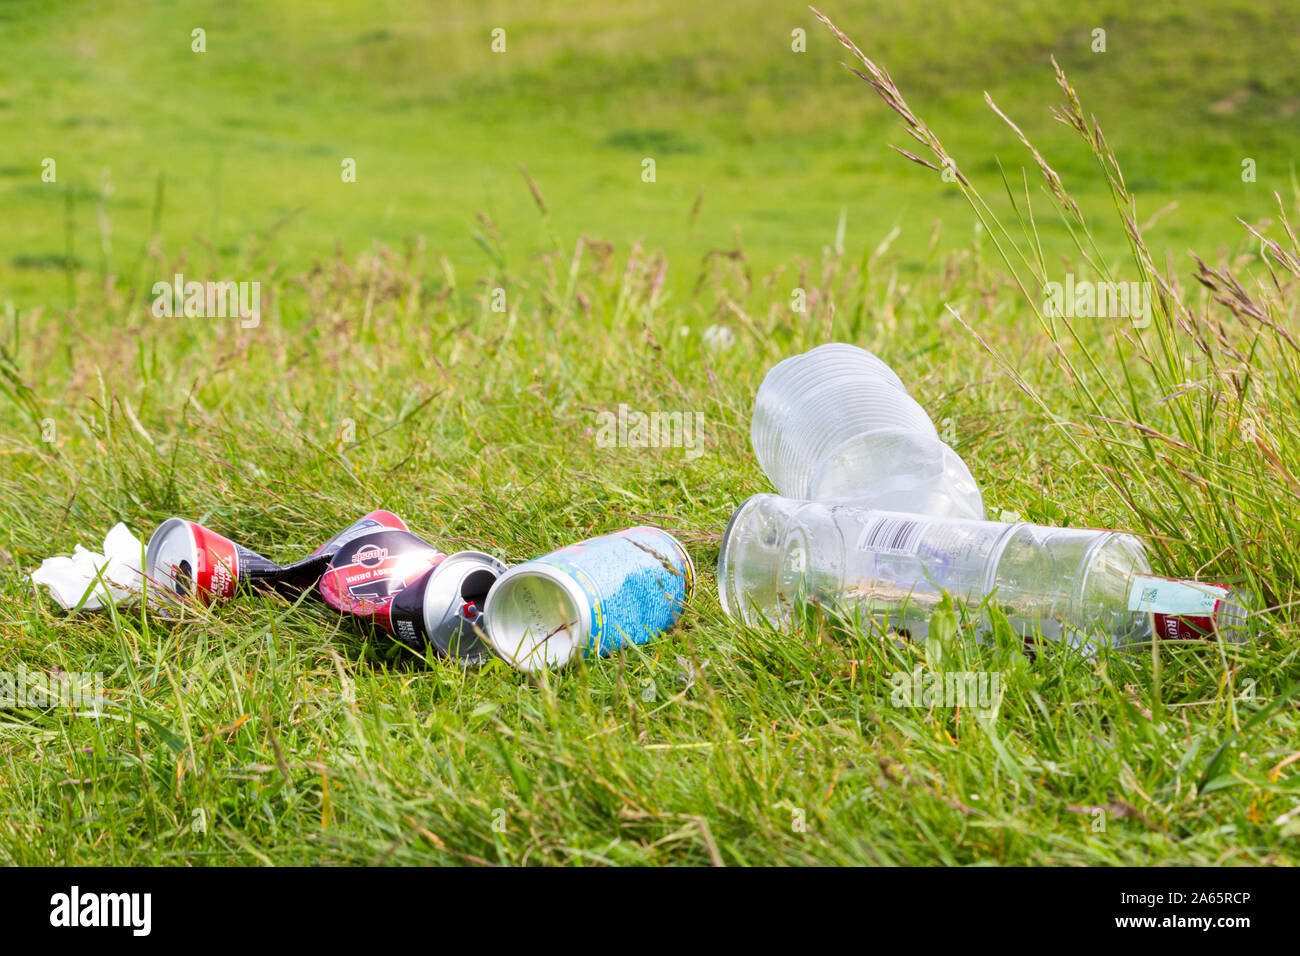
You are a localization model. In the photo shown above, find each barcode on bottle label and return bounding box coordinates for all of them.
[1127,575,1227,615]
[856,517,925,556]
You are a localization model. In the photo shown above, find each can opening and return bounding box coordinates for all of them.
[460,568,496,612]
[174,560,193,597]
[484,571,584,671]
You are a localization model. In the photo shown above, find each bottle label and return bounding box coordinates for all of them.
[1127,574,1227,615]
[1129,574,1230,641]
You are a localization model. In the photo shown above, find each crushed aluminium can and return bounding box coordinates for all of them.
[482,526,695,672]
[144,510,408,604]
[287,509,410,587]
[387,550,508,661]
[318,529,508,661]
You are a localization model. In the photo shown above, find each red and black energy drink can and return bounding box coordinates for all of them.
[275,509,410,591]
[318,530,507,661]
[144,510,408,604]
[387,550,507,661]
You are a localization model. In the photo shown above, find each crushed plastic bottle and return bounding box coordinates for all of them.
[750,343,984,519]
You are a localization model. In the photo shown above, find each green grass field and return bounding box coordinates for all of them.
[1,0,1298,865]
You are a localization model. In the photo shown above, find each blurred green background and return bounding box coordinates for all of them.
[2,0,1298,307]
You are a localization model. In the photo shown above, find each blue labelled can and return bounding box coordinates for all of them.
[483,526,695,672]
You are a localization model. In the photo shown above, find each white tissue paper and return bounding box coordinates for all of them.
[30,523,147,611]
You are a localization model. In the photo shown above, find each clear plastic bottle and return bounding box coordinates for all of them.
[750,343,984,519]
[718,494,1248,650]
